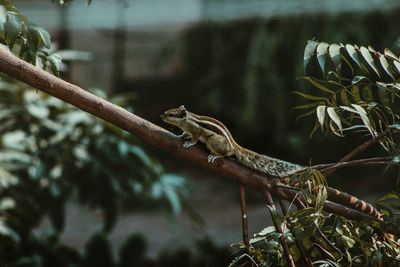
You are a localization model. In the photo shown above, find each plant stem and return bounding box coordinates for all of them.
[263,190,296,267]
[239,184,250,248]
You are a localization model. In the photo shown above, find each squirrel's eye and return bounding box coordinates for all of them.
[168,113,174,117]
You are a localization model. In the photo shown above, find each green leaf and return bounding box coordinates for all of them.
[33,26,51,49]
[379,54,395,80]
[0,220,19,241]
[371,251,383,266]
[315,186,327,212]
[4,11,22,48]
[376,192,400,211]
[293,91,328,101]
[304,40,319,71]
[393,60,400,74]
[0,0,18,12]
[290,207,316,220]
[328,43,341,70]
[316,105,326,131]
[384,48,398,60]
[376,83,390,107]
[303,77,335,95]
[47,53,62,75]
[361,84,373,102]
[351,103,367,114]
[327,107,342,134]
[352,104,376,136]
[296,109,316,122]
[345,44,362,69]
[316,42,329,75]
[313,260,340,267]
[339,235,356,248]
[339,89,351,106]
[26,102,49,119]
[291,102,321,111]
[329,120,344,137]
[28,25,51,50]
[360,46,380,77]
[350,85,362,103]
[310,120,320,138]
[351,76,370,85]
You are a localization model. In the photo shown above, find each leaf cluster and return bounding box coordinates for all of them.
[228,40,400,266]
[0,79,188,265]
[231,170,400,266]
[0,0,61,74]
[295,40,400,149]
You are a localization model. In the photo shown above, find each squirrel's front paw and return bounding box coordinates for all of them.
[183,141,196,148]
[177,132,191,140]
[207,154,223,163]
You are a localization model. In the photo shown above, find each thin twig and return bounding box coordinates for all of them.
[324,131,389,176]
[315,225,345,258]
[263,190,296,267]
[339,131,388,163]
[239,184,250,248]
[321,161,389,175]
[279,199,314,267]
[312,157,393,176]
[312,157,392,169]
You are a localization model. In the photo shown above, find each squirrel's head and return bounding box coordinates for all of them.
[161,105,188,126]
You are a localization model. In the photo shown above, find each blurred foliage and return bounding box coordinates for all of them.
[0,1,191,266]
[0,78,188,265]
[1,230,229,267]
[0,0,61,74]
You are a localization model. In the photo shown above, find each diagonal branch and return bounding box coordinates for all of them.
[0,47,396,235]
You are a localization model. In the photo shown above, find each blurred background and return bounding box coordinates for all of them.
[6,0,400,265]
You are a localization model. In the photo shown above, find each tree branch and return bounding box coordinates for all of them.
[338,131,388,163]
[263,190,296,267]
[0,47,395,235]
[315,157,393,176]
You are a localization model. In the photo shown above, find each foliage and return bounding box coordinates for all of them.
[0,77,188,265]
[296,40,400,143]
[1,230,229,267]
[0,0,61,74]
[0,1,190,266]
[230,41,400,266]
[231,170,400,266]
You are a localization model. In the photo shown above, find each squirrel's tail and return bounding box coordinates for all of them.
[234,147,304,178]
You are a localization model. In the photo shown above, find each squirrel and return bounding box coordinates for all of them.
[161,105,305,178]
[161,105,383,219]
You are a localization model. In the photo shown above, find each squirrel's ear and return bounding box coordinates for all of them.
[179,105,186,111]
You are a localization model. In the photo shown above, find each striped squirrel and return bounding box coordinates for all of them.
[161,105,383,219]
[161,105,304,178]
